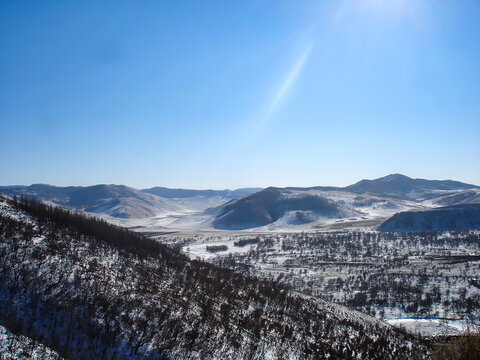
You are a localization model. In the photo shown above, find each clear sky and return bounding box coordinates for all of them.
[1,0,479,189]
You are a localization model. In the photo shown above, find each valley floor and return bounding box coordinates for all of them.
[154,229,480,337]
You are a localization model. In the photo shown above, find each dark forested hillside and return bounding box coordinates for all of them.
[378,204,480,232]
[0,196,425,359]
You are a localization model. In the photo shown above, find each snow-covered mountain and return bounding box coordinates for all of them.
[0,184,260,220]
[207,175,479,231]
[0,184,183,218]
[344,173,478,200]
[212,187,360,230]
[1,174,478,232]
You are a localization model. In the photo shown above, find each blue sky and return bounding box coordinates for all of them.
[1,0,479,189]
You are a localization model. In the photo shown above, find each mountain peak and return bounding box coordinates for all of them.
[377,173,410,182]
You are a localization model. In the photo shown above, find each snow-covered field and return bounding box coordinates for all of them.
[386,318,468,337]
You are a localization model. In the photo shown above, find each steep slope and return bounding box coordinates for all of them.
[213,187,357,230]
[0,196,424,359]
[0,184,182,218]
[345,174,478,200]
[378,204,480,232]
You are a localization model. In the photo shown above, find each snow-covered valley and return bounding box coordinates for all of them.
[153,229,480,337]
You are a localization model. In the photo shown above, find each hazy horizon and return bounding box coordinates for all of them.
[1,0,479,189]
[1,172,479,191]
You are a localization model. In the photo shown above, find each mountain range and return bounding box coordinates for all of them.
[0,184,261,220]
[1,174,479,232]
[210,174,479,231]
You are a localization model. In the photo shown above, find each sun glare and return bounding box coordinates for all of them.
[334,0,421,23]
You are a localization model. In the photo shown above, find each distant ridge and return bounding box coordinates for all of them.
[210,174,479,230]
[344,173,478,199]
[0,183,178,218]
[1,175,479,231]
[0,184,262,219]
[142,187,261,199]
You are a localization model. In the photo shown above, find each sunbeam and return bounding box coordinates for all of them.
[256,42,314,132]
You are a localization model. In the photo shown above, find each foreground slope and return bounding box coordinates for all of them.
[378,204,480,232]
[0,197,424,359]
